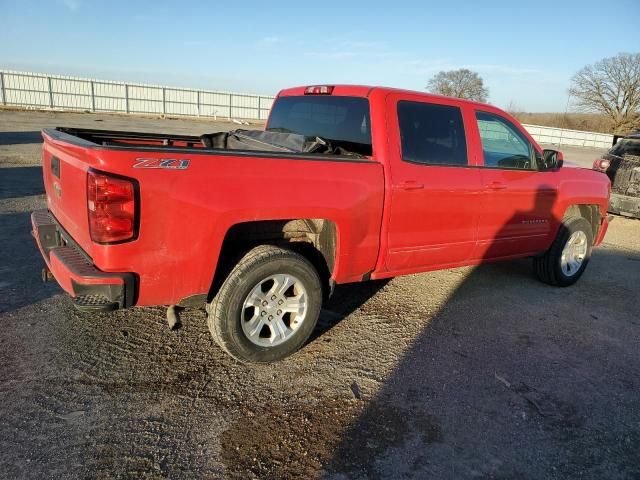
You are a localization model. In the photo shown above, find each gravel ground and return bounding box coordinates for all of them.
[0,110,638,479]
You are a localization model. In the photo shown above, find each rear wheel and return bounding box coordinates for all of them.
[533,216,593,286]
[207,245,322,363]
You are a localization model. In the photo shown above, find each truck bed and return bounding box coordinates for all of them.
[48,127,370,160]
[55,127,207,149]
[39,126,385,306]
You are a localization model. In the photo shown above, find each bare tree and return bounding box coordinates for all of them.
[506,100,524,115]
[427,69,489,102]
[569,53,640,133]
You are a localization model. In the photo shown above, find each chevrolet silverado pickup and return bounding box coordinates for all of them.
[32,85,610,362]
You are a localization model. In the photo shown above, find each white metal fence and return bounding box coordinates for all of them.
[479,119,613,150]
[0,69,615,148]
[523,124,612,149]
[0,69,275,120]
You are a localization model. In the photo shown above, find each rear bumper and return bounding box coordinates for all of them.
[608,193,640,219]
[31,209,135,310]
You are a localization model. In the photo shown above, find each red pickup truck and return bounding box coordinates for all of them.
[32,85,610,362]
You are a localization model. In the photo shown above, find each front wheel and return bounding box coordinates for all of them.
[533,216,593,287]
[207,245,322,363]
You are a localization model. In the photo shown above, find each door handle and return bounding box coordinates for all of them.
[486,182,507,190]
[394,181,424,191]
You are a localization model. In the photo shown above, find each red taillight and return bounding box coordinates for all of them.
[593,158,611,172]
[87,170,137,243]
[304,85,334,95]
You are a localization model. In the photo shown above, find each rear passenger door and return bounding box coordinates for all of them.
[384,94,483,272]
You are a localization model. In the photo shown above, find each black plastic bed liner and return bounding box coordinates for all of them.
[53,127,363,158]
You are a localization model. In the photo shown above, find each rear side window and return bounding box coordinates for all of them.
[397,101,468,166]
[266,96,372,155]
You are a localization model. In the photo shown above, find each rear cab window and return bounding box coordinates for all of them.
[397,101,468,166]
[266,95,372,156]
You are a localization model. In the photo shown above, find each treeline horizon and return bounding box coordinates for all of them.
[509,112,621,135]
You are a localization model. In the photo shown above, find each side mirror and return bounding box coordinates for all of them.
[542,149,564,170]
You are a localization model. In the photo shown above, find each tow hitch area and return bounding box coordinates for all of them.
[41,267,54,283]
[72,294,120,312]
[31,209,136,312]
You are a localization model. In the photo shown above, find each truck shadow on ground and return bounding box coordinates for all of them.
[0,131,43,145]
[218,246,640,480]
[0,210,60,314]
[313,279,390,340]
[319,191,640,479]
[322,248,640,480]
[221,191,640,480]
[0,166,56,313]
[0,166,45,200]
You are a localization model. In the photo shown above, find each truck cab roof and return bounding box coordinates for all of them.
[277,84,491,109]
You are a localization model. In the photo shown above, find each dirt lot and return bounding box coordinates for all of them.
[1,110,639,479]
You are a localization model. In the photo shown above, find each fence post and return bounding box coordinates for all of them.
[0,72,5,105]
[162,87,166,115]
[196,90,200,117]
[125,84,129,113]
[47,76,54,108]
[229,94,233,120]
[90,80,95,112]
[258,96,261,121]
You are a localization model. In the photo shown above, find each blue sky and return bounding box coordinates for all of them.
[1,0,638,111]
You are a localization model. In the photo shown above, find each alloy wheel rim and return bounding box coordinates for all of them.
[560,230,588,277]
[241,274,308,347]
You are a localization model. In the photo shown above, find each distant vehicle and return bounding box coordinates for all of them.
[593,132,640,218]
[32,85,610,362]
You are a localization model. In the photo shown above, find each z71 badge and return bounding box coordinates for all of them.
[133,158,190,170]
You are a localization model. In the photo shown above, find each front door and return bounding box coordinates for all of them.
[385,95,483,272]
[472,109,557,259]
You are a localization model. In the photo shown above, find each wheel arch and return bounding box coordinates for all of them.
[207,218,338,302]
[561,204,602,239]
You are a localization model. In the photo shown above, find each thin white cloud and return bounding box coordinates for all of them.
[403,58,453,73]
[258,34,540,82]
[306,36,540,77]
[342,40,387,50]
[464,64,541,75]
[257,36,282,47]
[303,51,358,60]
[397,59,540,76]
[62,0,81,11]
[182,40,207,47]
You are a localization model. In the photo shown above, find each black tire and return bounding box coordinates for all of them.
[533,216,593,287]
[207,245,322,363]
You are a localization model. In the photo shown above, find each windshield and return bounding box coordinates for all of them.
[610,138,640,158]
[266,95,372,156]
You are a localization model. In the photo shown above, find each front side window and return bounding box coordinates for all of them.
[397,101,468,166]
[476,111,535,170]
